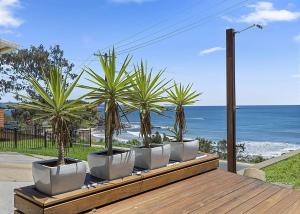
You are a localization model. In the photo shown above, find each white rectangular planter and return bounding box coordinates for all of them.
[32,158,86,196]
[133,144,171,170]
[88,149,135,180]
[169,140,199,162]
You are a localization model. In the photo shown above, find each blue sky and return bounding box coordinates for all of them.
[0,0,300,105]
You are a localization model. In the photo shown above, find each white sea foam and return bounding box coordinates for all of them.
[127,131,141,137]
[240,141,300,158]
[187,117,205,120]
[127,124,140,129]
[92,132,128,143]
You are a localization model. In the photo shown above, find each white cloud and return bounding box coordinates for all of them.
[292,73,300,78]
[221,15,233,22]
[239,1,300,25]
[109,0,155,4]
[199,47,225,56]
[0,0,22,27]
[294,34,300,43]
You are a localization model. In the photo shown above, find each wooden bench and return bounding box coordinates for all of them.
[14,154,218,214]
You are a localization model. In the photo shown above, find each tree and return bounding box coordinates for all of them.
[167,83,201,142]
[80,49,133,156]
[128,61,170,148]
[15,67,90,165]
[0,45,75,101]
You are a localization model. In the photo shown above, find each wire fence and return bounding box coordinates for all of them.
[0,126,92,150]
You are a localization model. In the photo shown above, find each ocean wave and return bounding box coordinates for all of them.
[126,124,140,129]
[127,131,141,137]
[187,117,205,120]
[151,125,172,130]
[239,140,300,158]
[92,133,128,143]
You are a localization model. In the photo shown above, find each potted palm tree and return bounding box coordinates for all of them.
[16,67,89,195]
[81,49,135,180]
[167,82,201,162]
[129,61,171,169]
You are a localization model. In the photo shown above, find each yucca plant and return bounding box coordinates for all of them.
[80,49,133,156]
[128,61,171,148]
[15,67,90,165]
[167,82,201,142]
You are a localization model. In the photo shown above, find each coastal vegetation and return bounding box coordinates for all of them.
[0,143,100,161]
[263,153,300,188]
[0,45,75,102]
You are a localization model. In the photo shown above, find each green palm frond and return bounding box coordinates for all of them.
[127,60,171,147]
[79,49,132,155]
[14,66,90,165]
[167,82,201,142]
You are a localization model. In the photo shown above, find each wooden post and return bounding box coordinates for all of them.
[44,131,47,148]
[226,28,236,173]
[89,128,92,147]
[70,129,73,148]
[14,128,18,148]
[0,109,4,128]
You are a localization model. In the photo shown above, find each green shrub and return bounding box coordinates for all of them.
[197,137,214,153]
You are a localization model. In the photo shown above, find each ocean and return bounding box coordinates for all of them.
[96,105,300,158]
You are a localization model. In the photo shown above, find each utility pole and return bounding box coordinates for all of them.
[226,24,263,173]
[226,28,236,173]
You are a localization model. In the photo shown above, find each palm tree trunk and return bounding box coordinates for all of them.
[106,106,114,156]
[141,112,151,148]
[178,106,184,142]
[57,139,65,165]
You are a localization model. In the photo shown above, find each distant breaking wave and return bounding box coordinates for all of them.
[187,117,205,120]
[240,140,300,158]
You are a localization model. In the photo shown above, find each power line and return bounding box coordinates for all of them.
[117,0,251,56]
[113,0,229,50]
[99,0,211,52]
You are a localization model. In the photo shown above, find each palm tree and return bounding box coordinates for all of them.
[128,61,171,148]
[15,67,90,165]
[167,82,201,142]
[80,49,133,156]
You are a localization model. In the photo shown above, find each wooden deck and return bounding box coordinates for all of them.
[94,169,300,214]
[14,154,219,214]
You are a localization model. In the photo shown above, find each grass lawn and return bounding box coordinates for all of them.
[263,153,300,188]
[92,140,136,148]
[0,139,103,160]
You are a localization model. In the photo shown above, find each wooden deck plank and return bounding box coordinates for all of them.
[224,185,282,214]
[245,188,295,214]
[286,198,300,214]
[190,180,264,213]
[94,169,300,214]
[93,169,226,214]
[96,170,242,214]
[149,174,253,214]
[14,195,43,214]
[265,190,300,214]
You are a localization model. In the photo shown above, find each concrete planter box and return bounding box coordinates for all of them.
[32,158,86,196]
[169,140,199,162]
[88,149,135,180]
[133,144,171,170]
